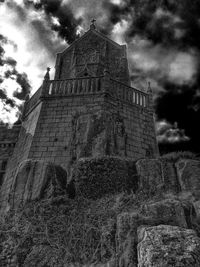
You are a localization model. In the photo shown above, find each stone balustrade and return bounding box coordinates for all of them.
[23,75,149,116]
[47,76,102,96]
[110,78,148,108]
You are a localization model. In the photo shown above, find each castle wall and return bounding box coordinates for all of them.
[0,125,20,186]
[0,90,158,212]
[102,96,158,159]
[0,28,159,213]
[28,95,104,171]
[0,103,42,210]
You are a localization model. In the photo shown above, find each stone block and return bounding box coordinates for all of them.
[176,159,200,197]
[136,159,180,195]
[70,157,138,199]
[8,159,67,209]
[140,199,188,228]
[116,198,194,267]
[137,225,200,267]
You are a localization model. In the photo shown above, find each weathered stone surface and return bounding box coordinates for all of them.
[116,212,139,267]
[67,262,115,267]
[23,245,55,267]
[193,200,200,217]
[116,198,194,267]
[136,159,180,195]
[69,111,127,161]
[136,159,163,194]
[140,199,189,228]
[70,156,138,199]
[137,225,200,267]
[9,159,67,209]
[24,245,115,267]
[0,237,18,267]
[176,159,200,198]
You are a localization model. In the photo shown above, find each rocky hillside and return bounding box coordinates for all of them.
[1,152,200,266]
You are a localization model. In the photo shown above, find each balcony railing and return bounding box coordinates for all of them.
[47,76,102,96]
[109,78,148,108]
[23,75,149,117]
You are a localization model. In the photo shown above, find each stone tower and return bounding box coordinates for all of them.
[0,22,158,210]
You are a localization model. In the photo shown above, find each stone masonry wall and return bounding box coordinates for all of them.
[0,103,42,211]
[0,89,158,212]
[28,95,104,171]
[0,125,21,186]
[102,95,158,159]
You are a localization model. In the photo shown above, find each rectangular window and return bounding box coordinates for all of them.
[0,172,4,186]
[1,160,7,171]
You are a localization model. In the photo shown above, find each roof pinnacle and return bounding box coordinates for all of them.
[147,81,152,93]
[44,67,50,81]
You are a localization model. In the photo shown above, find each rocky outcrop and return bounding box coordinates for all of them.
[136,158,180,195]
[140,199,191,228]
[116,198,196,267]
[25,246,115,267]
[9,159,68,209]
[176,159,200,197]
[70,157,138,199]
[137,225,200,267]
[1,156,200,266]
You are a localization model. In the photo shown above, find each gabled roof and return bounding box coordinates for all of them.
[57,28,123,56]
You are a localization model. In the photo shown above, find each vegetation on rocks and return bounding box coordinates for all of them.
[1,153,200,266]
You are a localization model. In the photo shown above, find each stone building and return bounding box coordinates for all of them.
[0,22,159,210]
[0,124,20,187]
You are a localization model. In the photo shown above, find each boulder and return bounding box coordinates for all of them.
[140,199,189,228]
[9,159,67,208]
[70,157,138,199]
[137,225,200,267]
[176,159,200,198]
[116,198,196,267]
[136,159,180,195]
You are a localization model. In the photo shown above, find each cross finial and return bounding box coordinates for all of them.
[90,18,96,30]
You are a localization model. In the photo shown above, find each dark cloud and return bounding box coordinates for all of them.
[155,81,200,153]
[102,0,200,153]
[14,72,31,100]
[24,0,82,44]
[0,89,15,108]
[30,19,65,57]
[105,0,200,49]
[0,33,31,106]
[4,57,17,67]
[0,34,7,66]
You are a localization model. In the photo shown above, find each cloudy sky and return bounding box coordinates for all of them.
[0,0,200,153]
